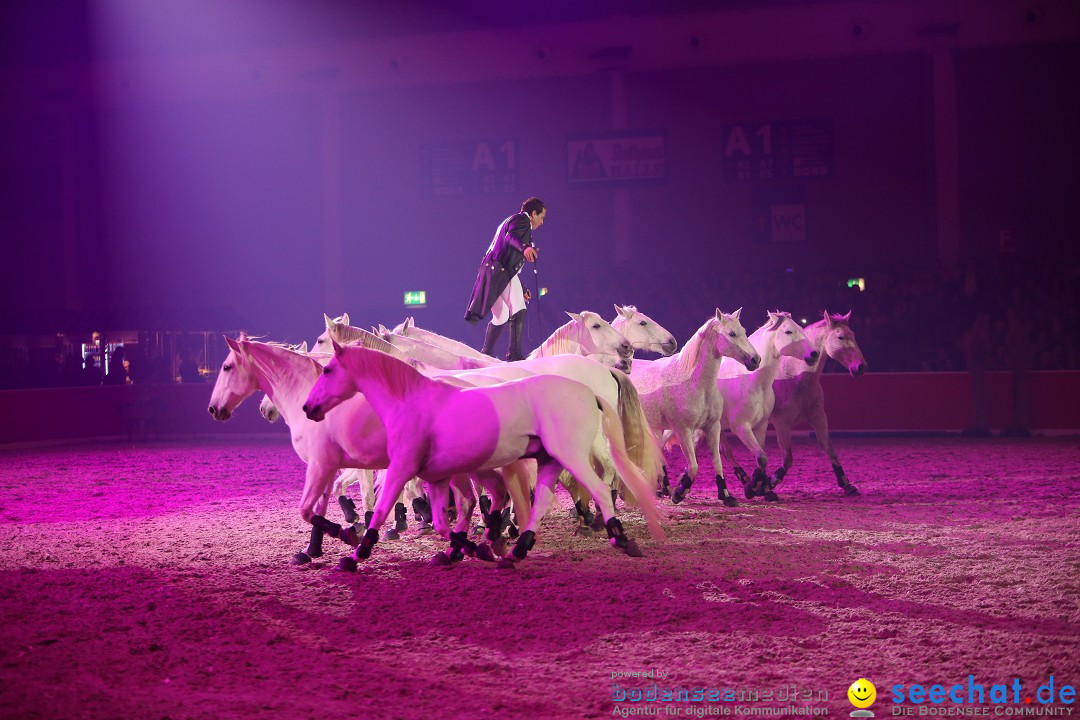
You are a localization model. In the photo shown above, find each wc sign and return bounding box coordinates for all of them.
[753,188,807,243]
[769,204,806,242]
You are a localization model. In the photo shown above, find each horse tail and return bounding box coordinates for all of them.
[597,397,665,542]
[609,369,664,484]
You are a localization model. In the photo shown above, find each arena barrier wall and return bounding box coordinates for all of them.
[0,370,1076,446]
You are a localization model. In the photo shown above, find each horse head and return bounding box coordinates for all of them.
[712,308,760,370]
[611,304,678,356]
[208,333,260,421]
[568,310,632,359]
[823,310,867,377]
[768,312,818,365]
[314,312,350,354]
[303,339,357,422]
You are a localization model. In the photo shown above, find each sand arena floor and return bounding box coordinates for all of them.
[0,435,1077,720]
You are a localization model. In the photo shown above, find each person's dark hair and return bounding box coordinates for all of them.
[521,197,545,216]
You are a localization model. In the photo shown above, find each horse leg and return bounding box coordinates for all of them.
[670,428,700,505]
[332,470,360,525]
[424,480,457,566]
[705,422,738,507]
[772,422,795,489]
[748,421,776,501]
[808,409,857,496]
[500,461,560,568]
[336,462,417,572]
[292,487,332,565]
[301,460,356,555]
[718,429,752,496]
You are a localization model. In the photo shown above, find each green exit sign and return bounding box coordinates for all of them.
[403,291,427,307]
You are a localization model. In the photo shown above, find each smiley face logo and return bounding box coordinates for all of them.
[848,678,876,708]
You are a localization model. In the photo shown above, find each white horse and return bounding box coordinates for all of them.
[769,310,867,496]
[716,311,818,501]
[323,318,663,536]
[629,309,761,506]
[528,311,632,361]
[208,336,532,569]
[303,343,665,566]
[610,304,678,356]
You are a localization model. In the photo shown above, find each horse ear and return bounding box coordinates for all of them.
[406,317,414,329]
[824,310,836,327]
[331,339,345,356]
[224,335,245,363]
[324,313,333,329]
[378,324,390,335]
[567,311,584,323]
[615,304,630,319]
[842,309,853,322]
[297,341,308,353]
[341,312,350,325]
[732,307,743,321]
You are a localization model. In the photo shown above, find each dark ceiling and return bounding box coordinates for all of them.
[0,0,854,68]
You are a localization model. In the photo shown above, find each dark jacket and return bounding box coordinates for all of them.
[464,212,534,323]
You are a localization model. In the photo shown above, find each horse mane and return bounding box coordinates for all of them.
[763,311,792,333]
[672,315,716,374]
[342,346,431,402]
[328,323,413,362]
[531,318,583,357]
[244,340,322,387]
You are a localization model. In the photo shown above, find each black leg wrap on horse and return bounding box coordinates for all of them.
[310,514,341,539]
[511,530,536,560]
[338,496,359,525]
[356,528,379,559]
[717,475,738,506]
[478,494,492,516]
[671,472,693,504]
[449,531,477,555]
[605,517,629,549]
[484,511,503,538]
[832,463,848,487]
[394,502,408,532]
[774,466,787,483]
[412,497,432,524]
[305,526,324,558]
[364,510,374,528]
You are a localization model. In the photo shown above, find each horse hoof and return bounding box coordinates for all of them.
[574,525,594,537]
[671,489,686,504]
[417,525,434,536]
[723,496,739,508]
[336,556,358,572]
[764,491,780,502]
[385,529,400,541]
[742,481,757,499]
[844,484,860,497]
[623,539,644,557]
[473,525,485,536]
[449,548,465,563]
[339,526,360,547]
[290,552,311,565]
[475,544,497,562]
[495,557,516,570]
[429,552,453,567]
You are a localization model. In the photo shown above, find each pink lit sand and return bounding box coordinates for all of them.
[0,436,1077,719]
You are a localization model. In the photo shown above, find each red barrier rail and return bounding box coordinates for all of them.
[0,371,1076,446]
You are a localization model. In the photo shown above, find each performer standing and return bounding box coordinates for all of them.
[464,197,545,360]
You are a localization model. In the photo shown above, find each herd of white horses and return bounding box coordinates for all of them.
[207,305,867,571]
